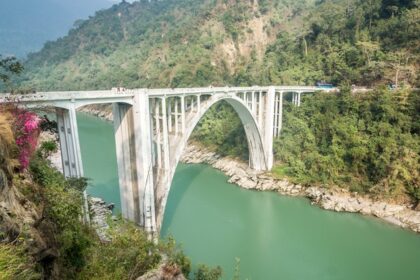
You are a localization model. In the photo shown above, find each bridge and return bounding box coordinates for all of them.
[0,86,335,238]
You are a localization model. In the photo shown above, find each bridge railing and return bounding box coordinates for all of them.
[0,86,338,103]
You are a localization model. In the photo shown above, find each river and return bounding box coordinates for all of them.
[77,113,420,280]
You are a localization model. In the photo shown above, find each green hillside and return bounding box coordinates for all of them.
[18,0,419,91]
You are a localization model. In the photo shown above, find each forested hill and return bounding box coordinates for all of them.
[17,0,420,91]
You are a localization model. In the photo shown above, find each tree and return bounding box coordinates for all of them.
[0,55,23,84]
[386,50,412,87]
[356,40,380,66]
[363,0,382,29]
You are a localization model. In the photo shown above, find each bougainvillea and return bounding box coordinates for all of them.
[11,108,41,170]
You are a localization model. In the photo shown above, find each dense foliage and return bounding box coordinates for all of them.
[11,0,419,90]
[274,88,419,203]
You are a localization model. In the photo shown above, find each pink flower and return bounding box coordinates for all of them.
[11,109,41,171]
[24,117,40,132]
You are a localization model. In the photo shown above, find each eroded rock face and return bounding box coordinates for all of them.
[38,132,62,173]
[0,171,61,278]
[181,144,420,233]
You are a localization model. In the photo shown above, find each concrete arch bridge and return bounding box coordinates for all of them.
[0,86,335,238]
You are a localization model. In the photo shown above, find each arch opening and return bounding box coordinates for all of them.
[156,95,267,231]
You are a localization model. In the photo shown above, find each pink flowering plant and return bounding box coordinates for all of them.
[12,107,41,170]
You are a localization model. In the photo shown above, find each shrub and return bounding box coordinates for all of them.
[0,244,40,280]
[77,218,161,280]
[194,264,222,280]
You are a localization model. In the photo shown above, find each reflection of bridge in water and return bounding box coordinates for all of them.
[1,86,336,238]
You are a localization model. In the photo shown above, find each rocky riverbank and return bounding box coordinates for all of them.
[181,144,420,233]
[79,104,113,121]
[89,197,115,242]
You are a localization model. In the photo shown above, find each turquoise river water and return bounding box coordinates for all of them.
[77,113,420,280]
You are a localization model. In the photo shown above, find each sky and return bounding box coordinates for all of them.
[0,0,132,57]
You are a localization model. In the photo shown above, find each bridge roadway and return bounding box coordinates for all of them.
[0,86,336,239]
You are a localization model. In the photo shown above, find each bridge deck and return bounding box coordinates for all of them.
[0,86,335,104]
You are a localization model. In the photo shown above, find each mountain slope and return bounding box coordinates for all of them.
[19,0,420,91]
[19,0,320,90]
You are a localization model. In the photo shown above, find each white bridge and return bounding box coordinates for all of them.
[1,86,335,238]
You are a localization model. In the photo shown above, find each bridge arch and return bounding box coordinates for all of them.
[155,94,267,230]
[4,86,335,238]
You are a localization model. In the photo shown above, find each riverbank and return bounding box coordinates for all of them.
[79,105,113,121]
[181,144,420,233]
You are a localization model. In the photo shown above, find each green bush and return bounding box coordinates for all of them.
[39,140,57,158]
[77,218,161,280]
[194,264,222,280]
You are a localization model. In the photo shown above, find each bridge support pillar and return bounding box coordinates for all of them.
[181,95,186,134]
[273,91,284,137]
[297,92,301,107]
[258,91,263,128]
[56,106,83,178]
[113,95,156,238]
[113,102,141,223]
[132,94,156,238]
[263,87,275,170]
[56,106,89,223]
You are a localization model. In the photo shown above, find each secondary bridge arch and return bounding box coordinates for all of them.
[154,94,268,230]
[1,86,336,239]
